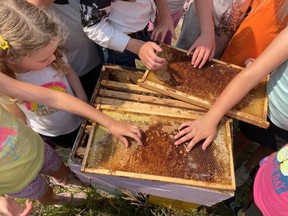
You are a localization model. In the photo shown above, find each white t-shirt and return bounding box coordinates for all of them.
[51,0,101,77]
[268,60,288,130]
[80,0,156,52]
[15,65,82,137]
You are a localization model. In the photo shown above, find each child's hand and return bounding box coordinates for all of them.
[150,16,176,43]
[174,117,217,151]
[187,34,215,68]
[0,197,32,216]
[138,42,167,70]
[108,120,142,147]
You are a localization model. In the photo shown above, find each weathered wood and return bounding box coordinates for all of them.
[97,89,206,111]
[138,44,269,128]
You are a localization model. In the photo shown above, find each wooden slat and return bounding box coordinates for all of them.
[96,99,204,119]
[80,122,96,172]
[81,168,235,191]
[100,80,156,94]
[98,89,206,111]
[138,80,269,128]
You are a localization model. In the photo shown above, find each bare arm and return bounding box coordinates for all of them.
[0,73,142,146]
[174,27,288,151]
[26,0,53,9]
[151,0,175,42]
[188,0,215,68]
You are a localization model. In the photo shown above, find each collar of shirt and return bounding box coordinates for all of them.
[54,0,69,4]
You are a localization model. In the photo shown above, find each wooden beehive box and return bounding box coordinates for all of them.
[138,44,269,128]
[75,65,235,191]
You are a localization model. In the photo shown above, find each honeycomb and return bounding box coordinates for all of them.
[85,110,233,189]
[146,45,267,118]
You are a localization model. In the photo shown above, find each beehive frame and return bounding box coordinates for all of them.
[138,44,269,128]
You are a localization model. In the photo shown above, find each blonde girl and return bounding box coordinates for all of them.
[0,0,87,149]
[0,0,142,207]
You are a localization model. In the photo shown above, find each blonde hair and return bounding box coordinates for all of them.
[0,0,67,79]
[277,0,288,24]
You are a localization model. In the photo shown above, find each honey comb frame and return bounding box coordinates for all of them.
[80,100,235,191]
[137,44,269,128]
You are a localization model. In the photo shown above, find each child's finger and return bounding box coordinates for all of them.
[177,121,193,131]
[128,132,143,145]
[193,50,205,68]
[118,136,129,148]
[202,136,214,150]
[198,51,210,68]
[130,127,142,138]
[186,136,202,152]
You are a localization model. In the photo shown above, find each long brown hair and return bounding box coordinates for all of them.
[0,0,68,79]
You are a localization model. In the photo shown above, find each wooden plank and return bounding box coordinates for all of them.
[98,89,206,111]
[100,80,157,94]
[96,100,204,119]
[81,168,235,191]
[138,80,269,128]
[81,104,100,172]
[225,119,235,190]
[80,122,96,172]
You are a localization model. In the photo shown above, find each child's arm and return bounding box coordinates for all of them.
[64,64,88,102]
[79,1,166,70]
[0,73,142,146]
[0,196,32,216]
[187,0,215,69]
[151,0,176,42]
[1,104,26,124]
[26,0,52,9]
[126,39,167,70]
[174,27,288,151]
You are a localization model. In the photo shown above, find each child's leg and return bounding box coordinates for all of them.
[36,182,59,205]
[40,142,83,187]
[40,142,70,181]
[7,174,61,205]
[8,144,84,205]
[7,174,85,205]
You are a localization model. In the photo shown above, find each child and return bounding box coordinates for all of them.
[79,0,174,70]
[0,0,108,149]
[218,0,288,187]
[173,25,288,154]
[248,144,288,215]
[176,0,252,68]
[0,104,86,206]
[221,0,288,67]
[27,0,103,100]
[0,0,142,209]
